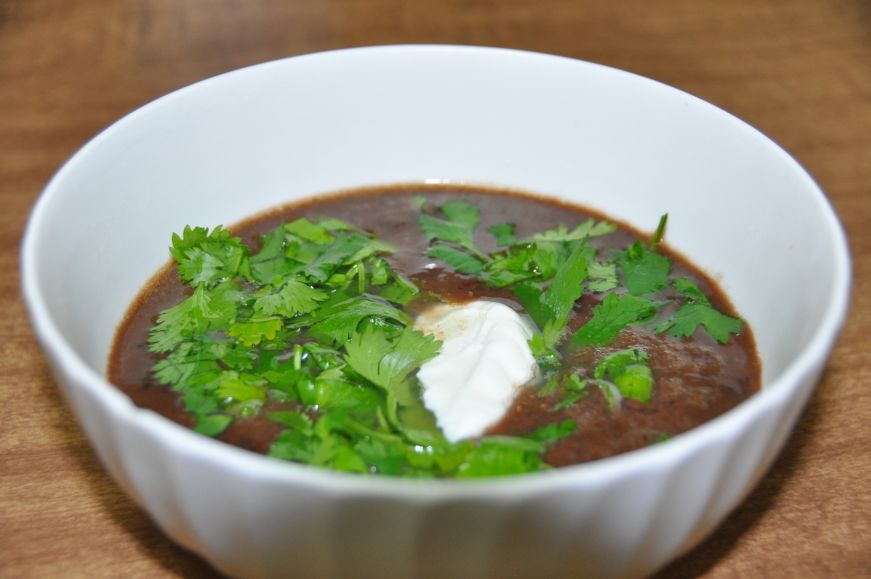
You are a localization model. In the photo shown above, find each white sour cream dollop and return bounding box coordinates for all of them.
[413,300,537,442]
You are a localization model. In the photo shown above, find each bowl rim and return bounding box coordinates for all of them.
[19,44,853,498]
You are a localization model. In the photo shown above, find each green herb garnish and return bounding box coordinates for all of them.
[147,197,744,479]
[571,293,657,346]
[149,216,572,478]
[419,200,744,411]
[593,349,654,403]
[656,278,744,343]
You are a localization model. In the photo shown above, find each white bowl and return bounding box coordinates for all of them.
[21,45,850,578]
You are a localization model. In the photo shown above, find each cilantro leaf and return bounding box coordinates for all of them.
[419,200,482,255]
[302,295,406,344]
[440,200,480,227]
[483,245,543,286]
[169,225,211,259]
[319,218,356,232]
[594,349,654,403]
[217,373,268,404]
[456,437,547,478]
[297,233,372,283]
[152,341,221,389]
[617,241,671,295]
[426,243,484,274]
[527,419,576,444]
[194,414,233,437]
[344,325,441,391]
[672,277,710,304]
[344,325,442,448]
[171,225,250,287]
[656,277,743,343]
[378,272,420,305]
[571,292,657,346]
[269,424,317,463]
[228,317,283,347]
[552,374,590,411]
[352,438,408,476]
[254,279,327,318]
[511,283,551,330]
[587,260,618,292]
[368,257,391,286]
[249,227,297,284]
[540,241,591,327]
[488,223,517,246]
[657,303,743,343]
[531,218,615,242]
[176,385,233,436]
[509,241,591,348]
[310,373,383,412]
[285,218,334,244]
[379,328,443,388]
[268,410,314,433]
[527,330,561,372]
[148,282,240,353]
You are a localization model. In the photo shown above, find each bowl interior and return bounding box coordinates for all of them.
[26,45,846,410]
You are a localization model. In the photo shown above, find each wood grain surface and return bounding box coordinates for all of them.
[2,1,869,577]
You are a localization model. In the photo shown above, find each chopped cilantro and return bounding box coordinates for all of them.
[527,419,576,443]
[152,341,221,389]
[285,218,335,245]
[658,303,743,343]
[552,374,590,411]
[587,260,618,292]
[194,414,233,437]
[426,243,484,274]
[227,317,283,347]
[594,349,654,403]
[414,200,744,425]
[456,437,547,478]
[170,225,251,288]
[301,294,406,344]
[617,241,671,295]
[540,241,592,332]
[144,197,746,479]
[571,293,657,346]
[147,282,241,353]
[488,223,518,246]
[511,284,551,332]
[344,325,441,393]
[149,213,576,478]
[377,272,420,305]
[418,200,483,256]
[249,227,298,284]
[672,277,710,304]
[656,277,744,343]
[253,279,327,317]
[531,219,616,242]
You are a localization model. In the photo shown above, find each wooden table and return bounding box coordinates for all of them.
[2,1,869,577]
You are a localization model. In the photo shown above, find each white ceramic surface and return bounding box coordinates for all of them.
[21,46,850,579]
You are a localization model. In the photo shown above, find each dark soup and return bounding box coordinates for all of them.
[109,185,760,478]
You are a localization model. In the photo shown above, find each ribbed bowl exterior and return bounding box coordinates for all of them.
[41,345,825,579]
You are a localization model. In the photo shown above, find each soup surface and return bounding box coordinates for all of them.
[109,185,760,477]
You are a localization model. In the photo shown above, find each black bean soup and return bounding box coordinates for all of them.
[109,185,760,471]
